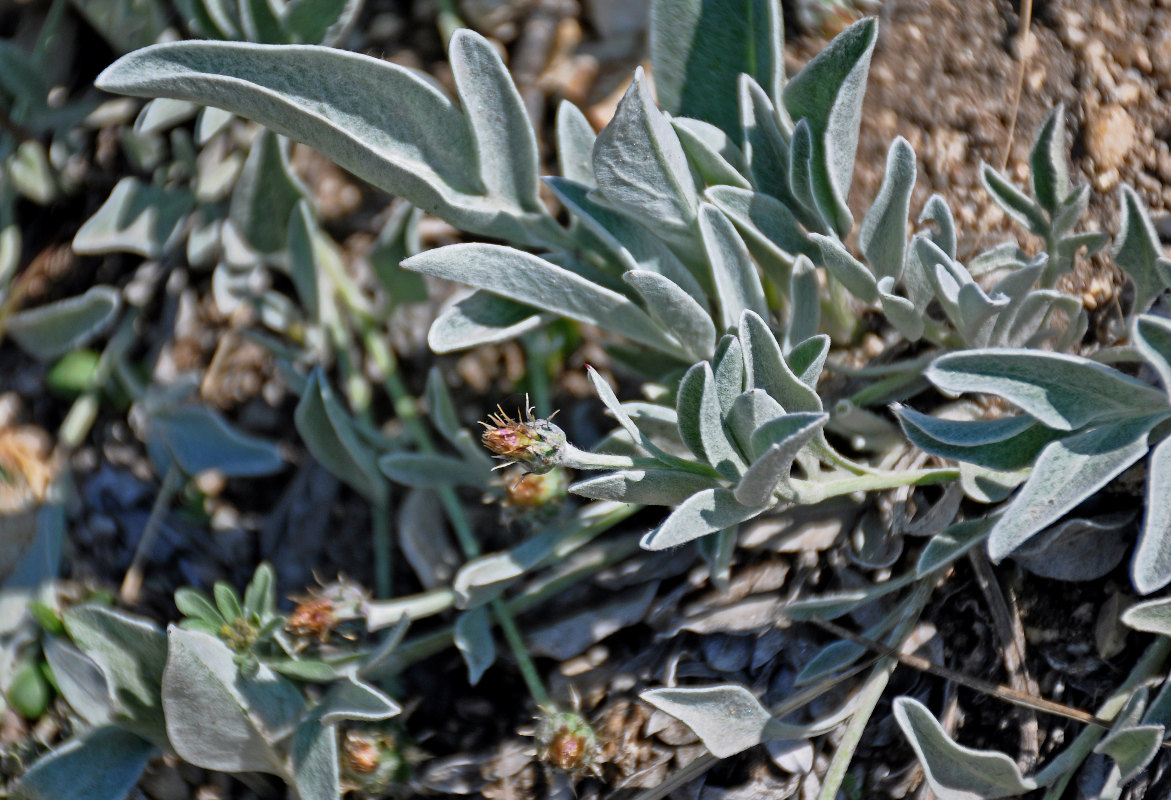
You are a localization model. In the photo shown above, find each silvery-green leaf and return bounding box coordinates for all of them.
[698,526,737,588]
[592,67,697,238]
[73,177,193,258]
[555,100,596,186]
[916,518,994,575]
[795,597,907,685]
[295,368,386,505]
[784,571,917,620]
[860,136,916,281]
[317,677,401,725]
[378,452,488,489]
[926,261,1009,346]
[623,270,716,361]
[163,627,304,774]
[1094,723,1164,785]
[1030,105,1071,214]
[980,163,1047,236]
[1050,184,1091,242]
[284,0,363,45]
[240,0,284,42]
[926,349,1168,431]
[724,389,785,458]
[135,98,198,134]
[988,416,1159,562]
[450,29,541,213]
[959,463,1029,504]
[787,334,829,389]
[290,712,339,800]
[810,232,878,303]
[713,334,746,414]
[454,607,495,686]
[983,259,1046,345]
[570,469,719,505]
[713,187,815,268]
[877,277,925,341]
[42,637,112,726]
[244,563,275,618]
[545,177,706,300]
[94,42,539,241]
[1114,184,1170,313]
[62,605,168,747]
[425,368,489,465]
[405,244,684,357]
[739,76,800,215]
[674,118,751,188]
[700,203,768,331]
[736,413,827,506]
[677,361,746,478]
[428,291,550,353]
[651,0,784,142]
[787,119,818,224]
[11,727,156,800]
[1121,596,1171,636]
[1133,435,1171,593]
[969,242,1030,276]
[894,405,1064,471]
[781,17,877,236]
[1134,314,1171,398]
[786,255,820,350]
[893,697,1038,800]
[286,200,328,321]
[6,285,121,362]
[196,105,235,143]
[675,118,749,173]
[740,310,822,414]
[1012,512,1133,582]
[642,488,765,549]
[919,193,957,258]
[587,364,648,447]
[230,130,306,256]
[151,406,284,478]
[641,684,775,758]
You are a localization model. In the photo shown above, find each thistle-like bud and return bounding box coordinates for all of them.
[286,577,367,644]
[536,710,601,776]
[340,727,411,793]
[479,401,567,475]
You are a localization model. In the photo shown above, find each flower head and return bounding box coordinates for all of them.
[480,399,566,475]
[536,709,601,776]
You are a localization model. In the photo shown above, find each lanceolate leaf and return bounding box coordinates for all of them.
[570,469,720,505]
[810,233,878,303]
[229,129,306,256]
[676,361,747,479]
[894,697,1038,800]
[651,0,784,143]
[1133,435,1171,594]
[1114,185,1167,314]
[860,136,916,281]
[894,406,1065,471]
[980,163,1047,236]
[428,291,549,353]
[11,727,156,800]
[1030,105,1071,214]
[988,416,1160,563]
[1134,313,1171,396]
[295,368,386,505]
[782,17,877,236]
[706,185,815,279]
[95,39,544,242]
[740,310,822,415]
[926,349,1169,432]
[404,244,685,357]
[623,270,717,361]
[6,285,121,361]
[641,684,776,758]
[592,68,698,239]
[555,100,596,186]
[673,118,752,189]
[642,488,765,550]
[699,203,768,331]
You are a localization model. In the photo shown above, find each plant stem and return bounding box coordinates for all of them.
[522,331,552,418]
[789,466,958,504]
[120,462,184,605]
[558,443,721,478]
[493,597,551,708]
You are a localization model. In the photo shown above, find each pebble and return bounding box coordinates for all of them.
[1086,104,1136,184]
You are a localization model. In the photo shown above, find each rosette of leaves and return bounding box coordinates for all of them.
[896,310,1171,594]
[13,565,403,800]
[568,310,953,552]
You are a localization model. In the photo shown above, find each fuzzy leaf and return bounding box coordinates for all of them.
[810,233,878,303]
[230,130,306,255]
[1094,723,1164,785]
[713,334,747,414]
[555,100,596,186]
[450,29,541,213]
[95,39,542,241]
[378,453,487,489]
[980,163,1047,237]
[1122,596,1171,636]
[163,627,304,774]
[295,368,386,505]
[570,470,720,505]
[782,18,877,236]
[623,270,716,361]
[1133,435,1171,593]
[641,684,775,758]
[725,389,786,457]
[674,118,751,189]
[787,118,818,223]
[428,291,549,354]
[1134,314,1171,399]
[6,285,121,362]
[677,361,747,478]
[1114,185,1167,313]
[736,413,827,506]
[150,406,284,478]
[642,488,765,549]
[859,136,916,281]
[988,416,1159,562]
[894,697,1038,799]
[404,244,684,357]
[1030,105,1072,214]
[926,349,1169,432]
[877,277,925,341]
[42,637,112,727]
[454,606,496,686]
[11,727,156,800]
[786,256,820,349]
[290,712,339,800]
[894,406,1065,471]
[699,203,768,331]
[593,68,697,238]
[73,177,194,259]
[740,310,822,414]
[739,77,797,214]
[707,185,813,281]
[651,0,784,142]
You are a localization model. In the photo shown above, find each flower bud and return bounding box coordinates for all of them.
[340,727,411,793]
[286,578,367,643]
[480,402,566,475]
[536,710,600,776]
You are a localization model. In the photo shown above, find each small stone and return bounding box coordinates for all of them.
[1115,79,1143,105]
[1155,33,1171,80]
[1086,104,1135,179]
